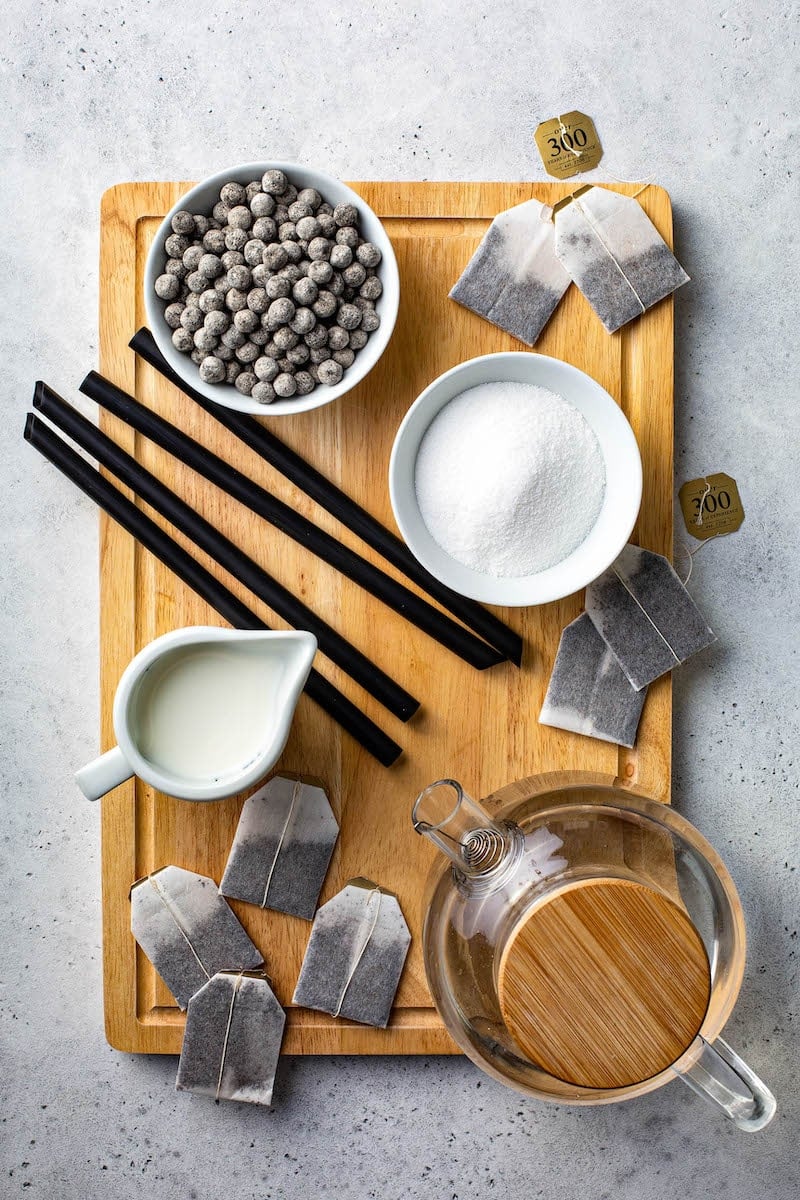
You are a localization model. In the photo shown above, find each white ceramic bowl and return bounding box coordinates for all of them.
[144,161,400,416]
[388,352,642,607]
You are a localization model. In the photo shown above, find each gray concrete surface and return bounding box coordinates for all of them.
[1,2,798,1196]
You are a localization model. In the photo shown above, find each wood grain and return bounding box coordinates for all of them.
[498,879,710,1088]
[98,181,676,1054]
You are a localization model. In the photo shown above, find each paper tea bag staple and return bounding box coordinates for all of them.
[176,971,285,1107]
[449,199,572,346]
[130,866,263,1010]
[586,544,715,692]
[293,878,411,1028]
[553,186,689,333]
[220,775,338,920]
[540,612,647,748]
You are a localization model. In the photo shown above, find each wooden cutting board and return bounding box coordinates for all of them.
[98,180,674,1054]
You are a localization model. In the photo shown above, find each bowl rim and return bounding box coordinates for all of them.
[111,626,317,801]
[143,160,399,417]
[388,351,643,607]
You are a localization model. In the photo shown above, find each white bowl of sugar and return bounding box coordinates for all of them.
[388,352,642,606]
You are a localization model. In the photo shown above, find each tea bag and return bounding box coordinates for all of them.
[292,878,411,1028]
[130,866,263,1009]
[586,544,715,691]
[449,199,571,345]
[176,971,285,1106]
[539,613,647,748]
[220,775,338,920]
[553,186,689,333]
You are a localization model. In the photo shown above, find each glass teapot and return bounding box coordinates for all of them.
[412,772,775,1131]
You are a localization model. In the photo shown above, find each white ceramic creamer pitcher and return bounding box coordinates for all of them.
[76,626,317,802]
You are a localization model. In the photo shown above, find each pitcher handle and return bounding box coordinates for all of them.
[674,1035,776,1131]
[75,745,132,801]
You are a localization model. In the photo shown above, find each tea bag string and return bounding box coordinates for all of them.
[676,537,724,588]
[676,533,722,586]
[261,778,302,908]
[610,564,682,664]
[675,479,724,585]
[333,887,383,1019]
[556,115,655,198]
[148,873,211,981]
[693,477,713,520]
[215,970,245,1103]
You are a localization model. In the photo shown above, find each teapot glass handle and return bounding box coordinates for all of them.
[674,1035,776,1131]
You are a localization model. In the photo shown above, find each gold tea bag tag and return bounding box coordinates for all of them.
[534,112,603,179]
[679,473,745,540]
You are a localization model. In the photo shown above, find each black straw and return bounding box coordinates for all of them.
[130,327,523,667]
[80,369,504,671]
[33,382,418,723]
[24,413,403,767]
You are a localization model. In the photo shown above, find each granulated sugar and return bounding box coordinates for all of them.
[415,381,606,578]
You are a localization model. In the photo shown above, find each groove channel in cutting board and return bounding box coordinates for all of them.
[98,181,674,1054]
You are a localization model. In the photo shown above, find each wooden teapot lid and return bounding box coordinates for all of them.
[498,879,711,1089]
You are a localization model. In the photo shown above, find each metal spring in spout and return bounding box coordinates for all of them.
[461,828,506,874]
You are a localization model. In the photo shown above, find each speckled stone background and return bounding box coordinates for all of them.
[2,3,798,1197]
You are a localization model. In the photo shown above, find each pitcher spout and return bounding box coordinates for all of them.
[257,629,317,755]
[271,630,318,710]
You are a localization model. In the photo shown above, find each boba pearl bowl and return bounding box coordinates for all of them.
[389,352,642,607]
[144,162,400,416]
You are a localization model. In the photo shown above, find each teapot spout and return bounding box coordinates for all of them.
[413,779,511,877]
